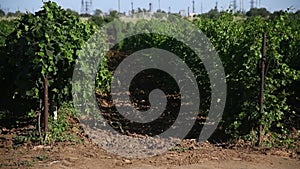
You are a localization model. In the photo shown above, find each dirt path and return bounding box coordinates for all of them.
[1,138,299,169]
[41,156,300,169]
[41,155,299,169]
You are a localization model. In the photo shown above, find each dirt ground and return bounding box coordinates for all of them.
[1,133,299,169]
[1,113,299,169]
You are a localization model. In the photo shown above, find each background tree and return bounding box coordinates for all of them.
[6,10,23,17]
[89,15,106,27]
[0,9,5,17]
[246,8,270,17]
[66,8,79,17]
[202,9,220,18]
[94,9,103,16]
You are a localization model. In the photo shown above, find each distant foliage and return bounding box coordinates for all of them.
[0,9,5,17]
[246,8,271,17]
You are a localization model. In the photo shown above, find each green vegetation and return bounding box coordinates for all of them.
[0,1,299,147]
[4,1,94,111]
[193,12,300,146]
[1,2,96,144]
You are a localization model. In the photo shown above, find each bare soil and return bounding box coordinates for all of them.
[1,94,299,169]
[1,129,299,169]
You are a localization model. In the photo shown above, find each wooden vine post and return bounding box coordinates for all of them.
[258,33,267,146]
[44,76,49,132]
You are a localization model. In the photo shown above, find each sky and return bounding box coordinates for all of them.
[1,0,300,15]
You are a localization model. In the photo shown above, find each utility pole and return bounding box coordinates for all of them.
[80,0,92,15]
[118,0,120,13]
[201,1,203,14]
[158,0,161,11]
[85,1,88,13]
[90,0,93,13]
[239,0,244,12]
[215,1,218,11]
[149,3,152,12]
[81,0,84,14]
[131,1,134,14]
[239,0,242,12]
[233,0,237,12]
[192,0,195,13]
[242,0,244,12]
[250,0,254,9]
